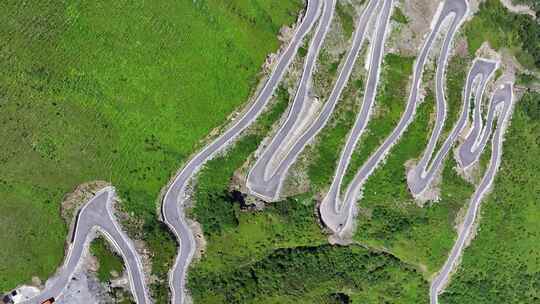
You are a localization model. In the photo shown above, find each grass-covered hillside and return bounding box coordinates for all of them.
[0,0,302,296]
[439,2,540,302]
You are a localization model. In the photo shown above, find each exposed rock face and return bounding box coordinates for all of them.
[55,245,109,304]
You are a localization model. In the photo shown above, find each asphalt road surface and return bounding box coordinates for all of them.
[407,58,498,196]
[457,79,510,168]
[430,82,514,304]
[20,187,150,304]
[246,0,383,202]
[160,1,322,303]
[320,0,469,237]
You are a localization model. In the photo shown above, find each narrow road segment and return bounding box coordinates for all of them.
[247,0,336,201]
[320,0,395,236]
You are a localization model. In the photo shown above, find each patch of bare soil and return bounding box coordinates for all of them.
[404,159,443,206]
[60,181,111,225]
[390,0,439,56]
[281,158,312,198]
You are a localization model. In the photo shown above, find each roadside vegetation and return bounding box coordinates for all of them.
[437,2,540,302]
[339,53,414,190]
[304,5,473,278]
[0,0,302,296]
[353,87,473,274]
[336,1,355,39]
[187,80,428,303]
[188,2,540,302]
[3,0,540,302]
[392,6,409,24]
[90,236,124,283]
[191,244,428,304]
[306,64,365,190]
[90,236,136,303]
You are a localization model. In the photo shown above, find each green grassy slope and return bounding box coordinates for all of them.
[191,245,428,304]
[340,54,415,190]
[3,0,540,302]
[304,50,472,275]
[187,2,540,302]
[0,0,302,294]
[436,2,540,302]
[312,0,540,279]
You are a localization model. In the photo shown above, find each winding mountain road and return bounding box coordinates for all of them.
[19,187,150,304]
[407,58,498,197]
[320,0,469,237]
[457,78,509,169]
[430,82,514,304]
[9,1,519,303]
[246,0,380,202]
[160,1,322,303]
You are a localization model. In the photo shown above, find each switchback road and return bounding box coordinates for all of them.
[246,0,379,202]
[407,58,498,197]
[160,0,322,303]
[320,0,469,237]
[10,1,518,303]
